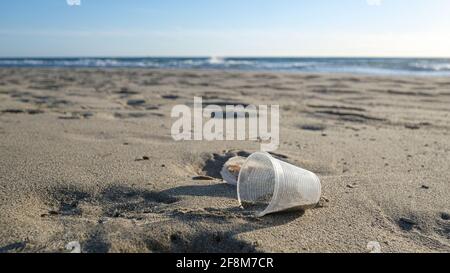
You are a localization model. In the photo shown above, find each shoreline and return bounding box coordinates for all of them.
[2,66,450,80]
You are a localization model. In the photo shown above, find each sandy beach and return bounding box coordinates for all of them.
[0,68,449,253]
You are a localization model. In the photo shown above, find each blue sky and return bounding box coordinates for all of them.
[1,0,450,57]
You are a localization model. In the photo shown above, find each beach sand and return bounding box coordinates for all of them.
[0,68,449,253]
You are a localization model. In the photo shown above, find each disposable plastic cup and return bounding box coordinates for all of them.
[237,152,321,217]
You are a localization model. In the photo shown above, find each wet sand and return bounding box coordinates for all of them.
[0,68,449,253]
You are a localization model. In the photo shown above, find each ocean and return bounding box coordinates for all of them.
[1,57,450,76]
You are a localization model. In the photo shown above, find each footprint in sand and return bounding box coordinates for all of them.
[127,99,146,106]
[196,150,252,179]
[299,124,327,131]
[161,95,180,100]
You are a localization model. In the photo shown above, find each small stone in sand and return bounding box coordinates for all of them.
[135,156,150,161]
[317,196,330,208]
[367,241,382,253]
[441,213,450,221]
[65,241,81,253]
[421,185,430,189]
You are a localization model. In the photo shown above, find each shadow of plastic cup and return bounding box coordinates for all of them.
[237,152,321,217]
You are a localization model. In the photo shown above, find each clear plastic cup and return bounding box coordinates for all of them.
[237,152,321,217]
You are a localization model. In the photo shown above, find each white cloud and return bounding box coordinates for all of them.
[66,0,81,6]
[366,0,383,6]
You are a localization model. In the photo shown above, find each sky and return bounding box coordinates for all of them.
[1,0,450,57]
